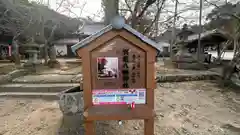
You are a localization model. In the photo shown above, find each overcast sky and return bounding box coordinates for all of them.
[33,0,103,20]
[34,0,237,27]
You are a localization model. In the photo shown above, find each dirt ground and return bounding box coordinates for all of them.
[0,81,239,135]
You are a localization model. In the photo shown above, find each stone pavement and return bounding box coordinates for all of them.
[11,59,82,84]
[0,59,82,83]
[0,59,82,95]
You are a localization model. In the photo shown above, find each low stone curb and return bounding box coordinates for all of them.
[65,60,82,64]
[0,92,59,100]
[0,60,26,63]
[156,73,221,83]
[11,74,82,84]
[0,83,80,93]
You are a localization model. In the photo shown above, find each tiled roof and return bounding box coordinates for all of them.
[186,29,229,42]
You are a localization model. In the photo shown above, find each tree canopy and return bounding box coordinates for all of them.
[206,1,240,33]
[0,0,82,44]
[102,0,166,37]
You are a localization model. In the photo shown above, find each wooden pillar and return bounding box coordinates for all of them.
[85,121,95,135]
[144,118,154,135]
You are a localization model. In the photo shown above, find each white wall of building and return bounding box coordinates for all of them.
[55,45,67,57]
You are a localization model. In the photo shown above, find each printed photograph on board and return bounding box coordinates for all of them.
[97,57,118,79]
[92,89,146,105]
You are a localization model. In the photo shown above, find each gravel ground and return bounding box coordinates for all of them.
[0,81,239,135]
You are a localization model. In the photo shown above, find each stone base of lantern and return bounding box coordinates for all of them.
[23,63,37,72]
[47,60,60,68]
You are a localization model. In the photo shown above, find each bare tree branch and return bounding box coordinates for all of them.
[124,0,133,15]
[56,0,65,11]
[143,0,166,34]
[131,0,141,27]
[133,0,141,16]
[119,8,132,12]
[79,1,87,17]
[137,0,157,18]
[204,0,240,21]
[14,8,34,40]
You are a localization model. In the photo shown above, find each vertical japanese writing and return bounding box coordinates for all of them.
[122,49,129,88]
[131,54,136,84]
[137,54,140,78]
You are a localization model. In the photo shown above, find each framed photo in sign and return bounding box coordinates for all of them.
[97,57,118,79]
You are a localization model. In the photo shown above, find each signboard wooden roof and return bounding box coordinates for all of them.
[71,16,160,54]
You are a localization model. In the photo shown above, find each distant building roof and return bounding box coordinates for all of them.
[159,41,170,47]
[71,17,160,54]
[177,29,194,37]
[51,22,105,45]
[79,22,105,35]
[155,41,170,52]
[186,29,229,42]
[178,29,231,48]
[52,38,80,45]
[155,28,181,43]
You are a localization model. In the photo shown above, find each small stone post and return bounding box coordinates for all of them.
[47,43,60,68]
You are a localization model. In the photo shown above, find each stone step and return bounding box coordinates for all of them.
[12,74,82,84]
[0,83,79,93]
[0,92,59,100]
[156,72,220,83]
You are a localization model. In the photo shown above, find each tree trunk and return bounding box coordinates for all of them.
[131,0,141,29]
[233,36,238,57]
[48,43,57,62]
[170,0,178,61]
[47,43,59,68]
[12,39,21,66]
[103,0,119,25]
[44,41,48,65]
[217,44,221,62]
[45,24,59,68]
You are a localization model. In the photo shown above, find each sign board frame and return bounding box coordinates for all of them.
[72,18,158,135]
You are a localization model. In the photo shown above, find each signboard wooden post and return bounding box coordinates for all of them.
[72,16,159,135]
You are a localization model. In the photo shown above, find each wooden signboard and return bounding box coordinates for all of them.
[71,16,159,135]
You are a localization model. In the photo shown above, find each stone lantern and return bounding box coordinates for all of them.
[22,38,40,71]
